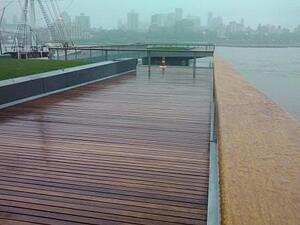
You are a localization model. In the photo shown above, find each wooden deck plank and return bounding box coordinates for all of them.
[0,66,212,225]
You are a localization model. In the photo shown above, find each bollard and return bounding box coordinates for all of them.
[147,51,151,76]
[193,54,197,78]
[105,50,108,61]
[64,48,68,61]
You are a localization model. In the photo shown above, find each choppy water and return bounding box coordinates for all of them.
[216,47,300,121]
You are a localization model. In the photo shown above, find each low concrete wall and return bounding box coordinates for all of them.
[0,58,137,108]
[214,55,300,225]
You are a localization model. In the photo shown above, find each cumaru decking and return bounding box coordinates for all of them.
[0,66,212,225]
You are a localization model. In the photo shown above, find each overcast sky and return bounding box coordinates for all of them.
[61,0,300,29]
[2,0,300,29]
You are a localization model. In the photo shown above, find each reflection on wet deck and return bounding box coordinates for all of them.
[0,66,212,225]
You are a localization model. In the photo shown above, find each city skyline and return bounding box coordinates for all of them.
[5,8,295,33]
[58,0,300,29]
[1,0,299,45]
[2,0,300,30]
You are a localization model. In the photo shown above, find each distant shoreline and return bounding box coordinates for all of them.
[216,43,300,48]
[74,42,300,49]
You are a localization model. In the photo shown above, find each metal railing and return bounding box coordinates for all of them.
[207,61,221,225]
[48,43,215,78]
[48,43,215,61]
[146,43,215,51]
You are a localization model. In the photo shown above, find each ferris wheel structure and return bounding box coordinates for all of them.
[12,0,72,52]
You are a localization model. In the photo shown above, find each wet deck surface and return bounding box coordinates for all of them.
[0,66,212,225]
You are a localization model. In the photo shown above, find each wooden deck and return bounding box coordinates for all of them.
[0,66,212,225]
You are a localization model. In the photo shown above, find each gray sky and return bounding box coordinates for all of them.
[2,0,300,29]
[62,0,300,29]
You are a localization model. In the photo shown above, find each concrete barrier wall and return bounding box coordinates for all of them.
[0,58,137,108]
[214,55,300,225]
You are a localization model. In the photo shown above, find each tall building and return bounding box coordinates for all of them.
[150,8,184,30]
[207,12,224,32]
[175,8,183,21]
[127,11,139,31]
[165,13,176,27]
[227,20,245,33]
[151,14,163,27]
[187,16,202,31]
[75,13,91,32]
[207,12,213,27]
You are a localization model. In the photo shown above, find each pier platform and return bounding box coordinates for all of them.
[0,66,212,225]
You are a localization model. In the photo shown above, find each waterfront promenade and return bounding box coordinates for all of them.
[0,66,212,225]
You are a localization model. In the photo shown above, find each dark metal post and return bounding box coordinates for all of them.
[212,61,217,142]
[147,51,151,76]
[75,48,78,60]
[56,49,59,60]
[207,58,220,225]
[64,48,68,61]
[105,50,108,61]
[193,53,196,78]
[89,49,92,59]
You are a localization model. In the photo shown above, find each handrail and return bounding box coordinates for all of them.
[49,43,216,53]
[207,60,221,225]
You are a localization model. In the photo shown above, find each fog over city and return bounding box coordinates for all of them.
[1,0,300,45]
[59,0,300,29]
[0,1,300,224]
[2,0,300,29]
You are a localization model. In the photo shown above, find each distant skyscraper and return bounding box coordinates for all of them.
[166,13,176,27]
[187,16,202,31]
[207,12,213,27]
[151,14,163,27]
[206,12,224,33]
[75,13,91,32]
[150,9,183,30]
[127,11,139,31]
[175,8,183,21]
